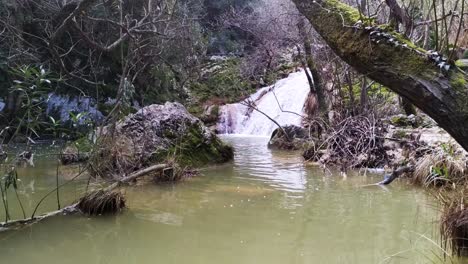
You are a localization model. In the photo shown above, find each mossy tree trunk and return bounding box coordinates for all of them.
[386,0,418,116]
[293,0,468,150]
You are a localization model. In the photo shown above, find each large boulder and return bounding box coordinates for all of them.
[268,125,310,150]
[91,102,233,178]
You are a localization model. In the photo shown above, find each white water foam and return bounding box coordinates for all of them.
[217,70,310,136]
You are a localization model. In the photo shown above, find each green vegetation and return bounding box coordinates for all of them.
[153,126,234,167]
[190,59,255,104]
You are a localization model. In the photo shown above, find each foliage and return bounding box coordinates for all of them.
[190,58,255,104]
[438,187,468,257]
[413,144,467,187]
[6,65,55,140]
[77,190,126,216]
[0,167,26,222]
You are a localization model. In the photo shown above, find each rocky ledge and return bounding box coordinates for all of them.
[89,102,233,178]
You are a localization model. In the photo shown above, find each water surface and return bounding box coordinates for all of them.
[0,136,444,263]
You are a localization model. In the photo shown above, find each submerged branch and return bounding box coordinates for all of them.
[0,163,169,231]
[377,166,414,185]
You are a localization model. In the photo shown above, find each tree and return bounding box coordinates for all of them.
[0,0,205,129]
[292,0,468,151]
[221,0,329,115]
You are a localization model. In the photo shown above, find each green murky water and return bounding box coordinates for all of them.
[0,136,448,263]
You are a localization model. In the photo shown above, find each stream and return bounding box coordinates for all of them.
[0,136,444,263]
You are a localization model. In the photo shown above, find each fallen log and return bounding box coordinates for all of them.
[0,163,169,230]
[378,166,414,185]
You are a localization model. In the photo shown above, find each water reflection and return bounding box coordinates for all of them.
[0,136,450,264]
[229,135,307,193]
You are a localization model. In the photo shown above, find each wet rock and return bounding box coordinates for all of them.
[60,145,90,165]
[268,125,310,150]
[91,102,233,178]
[17,151,34,167]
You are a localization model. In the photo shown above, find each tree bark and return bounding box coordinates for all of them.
[378,166,414,185]
[401,97,418,116]
[360,77,368,111]
[292,0,468,151]
[385,0,413,34]
[297,19,328,114]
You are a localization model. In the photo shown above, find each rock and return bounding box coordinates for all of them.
[17,151,34,167]
[91,102,233,178]
[268,125,309,150]
[388,114,422,127]
[46,93,104,126]
[60,146,90,165]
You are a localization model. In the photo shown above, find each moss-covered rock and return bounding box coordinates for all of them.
[388,114,422,128]
[268,125,310,150]
[90,102,233,178]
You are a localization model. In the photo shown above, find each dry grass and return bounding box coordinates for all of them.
[153,160,195,182]
[77,190,126,216]
[319,115,388,168]
[303,92,318,118]
[413,145,467,187]
[89,133,144,179]
[438,187,468,257]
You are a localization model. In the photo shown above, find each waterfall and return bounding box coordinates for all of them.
[217,69,310,136]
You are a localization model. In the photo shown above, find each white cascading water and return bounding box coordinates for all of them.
[217,69,310,136]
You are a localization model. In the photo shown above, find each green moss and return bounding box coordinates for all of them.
[393,129,408,139]
[455,59,468,70]
[450,72,467,91]
[190,58,255,104]
[152,124,233,167]
[404,55,431,74]
[187,105,203,117]
[324,0,370,24]
[308,0,433,78]
[374,25,425,52]
[175,126,233,167]
[211,105,220,116]
[321,0,424,55]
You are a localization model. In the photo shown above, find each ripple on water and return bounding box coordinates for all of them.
[0,135,443,264]
[227,136,307,193]
[134,210,183,226]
